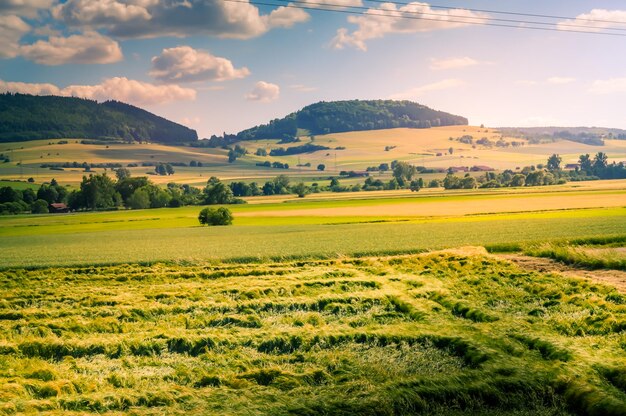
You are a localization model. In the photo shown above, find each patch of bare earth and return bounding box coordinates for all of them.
[499,254,626,293]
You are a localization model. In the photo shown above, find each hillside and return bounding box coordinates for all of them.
[0,93,198,143]
[499,126,626,146]
[237,100,468,140]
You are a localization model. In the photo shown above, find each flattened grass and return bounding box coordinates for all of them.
[2,252,626,414]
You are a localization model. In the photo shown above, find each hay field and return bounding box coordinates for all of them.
[3,127,625,186]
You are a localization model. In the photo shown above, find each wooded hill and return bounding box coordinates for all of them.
[0,93,198,143]
[237,100,468,141]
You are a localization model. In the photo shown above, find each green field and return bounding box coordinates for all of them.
[2,251,626,415]
[0,181,625,268]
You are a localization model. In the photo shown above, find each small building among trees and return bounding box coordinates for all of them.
[49,202,69,213]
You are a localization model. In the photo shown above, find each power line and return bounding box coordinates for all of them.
[408,2,626,26]
[278,0,626,33]
[223,0,626,37]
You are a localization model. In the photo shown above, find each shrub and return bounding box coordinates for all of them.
[198,207,233,226]
[31,199,49,214]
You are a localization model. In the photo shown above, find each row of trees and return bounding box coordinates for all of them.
[0,179,67,214]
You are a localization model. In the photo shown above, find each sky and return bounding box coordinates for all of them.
[2,0,626,137]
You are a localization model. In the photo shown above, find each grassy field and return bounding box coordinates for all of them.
[2,250,626,415]
[1,135,626,414]
[0,179,624,268]
[2,127,624,186]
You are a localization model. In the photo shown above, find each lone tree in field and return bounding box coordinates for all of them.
[198,207,233,226]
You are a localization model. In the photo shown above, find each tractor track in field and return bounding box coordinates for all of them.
[500,254,626,293]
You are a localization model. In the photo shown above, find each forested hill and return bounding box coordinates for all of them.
[237,100,468,140]
[0,93,198,143]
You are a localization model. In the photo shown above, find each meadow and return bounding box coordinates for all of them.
[2,250,626,415]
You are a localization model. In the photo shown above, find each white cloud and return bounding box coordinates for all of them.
[0,80,62,96]
[54,0,309,40]
[331,2,487,51]
[558,9,626,32]
[266,5,310,28]
[52,0,151,26]
[0,0,54,18]
[246,81,280,102]
[0,15,30,58]
[150,46,250,83]
[430,57,479,70]
[589,78,626,94]
[0,77,196,106]
[289,84,317,92]
[389,79,465,99]
[19,31,123,65]
[546,77,576,85]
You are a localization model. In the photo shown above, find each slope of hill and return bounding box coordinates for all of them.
[237,100,468,140]
[499,126,626,146]
[0,93,198,143]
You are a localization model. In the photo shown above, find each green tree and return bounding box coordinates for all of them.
[204,177,234,204]
[579,154,592,174]
[116,177,149,205]
[409,179,421,192]
[127,188,151,209]
[115,168,131,180]
[547,154,562,172]
[272,175,290,194]
[460,175,476,189]
[292,182,309,198]
[443,174,461,190]
[317,164,325,171]
[78,174,121,210]
[22,188,36,204]
[392,161,416,186]
[155,164,167,175]
[165,164,175,175]
[36,185,58,204]
[31,199,49,213]
[593,152,608,171]
[198,207,233,226]
[510,174,526,187]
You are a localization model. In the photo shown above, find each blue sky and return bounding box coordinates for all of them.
[2,0,626,137]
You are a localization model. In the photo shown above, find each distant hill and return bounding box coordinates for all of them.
[498,126,626,146]
[0,93,198,143]
[237,100,468,141]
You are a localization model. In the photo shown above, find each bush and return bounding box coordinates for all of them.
[198,207,233,226]
[31,199,49,214]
